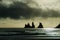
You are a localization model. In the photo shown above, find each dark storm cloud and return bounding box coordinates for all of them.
[0,0,60,19]
[0,1,33,19]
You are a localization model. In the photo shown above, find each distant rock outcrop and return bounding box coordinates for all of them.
[24,22,35,28]
[24,22,44,28]
[55,24,60,28]
[24,23,31,28]
[38,22,43,28]
[31,22,35,28]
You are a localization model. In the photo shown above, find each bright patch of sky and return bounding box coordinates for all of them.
[1,0,60,11]
[33,0,60,11]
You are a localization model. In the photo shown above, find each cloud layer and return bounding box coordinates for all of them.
[0,0,60,19]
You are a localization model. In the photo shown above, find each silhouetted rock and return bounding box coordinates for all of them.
[31,22,35,28]
[24,23,31,28]
[27,23,31,28]
[38,22,43,28]
[24,24,27,28]
[55,24,60,28]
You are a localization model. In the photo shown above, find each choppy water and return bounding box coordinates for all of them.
[0,28,60,36]
[24,28,60,36]
[0,28,60,39]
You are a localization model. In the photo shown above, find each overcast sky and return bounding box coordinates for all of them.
[0,0,60,28]
[0,0,60,10]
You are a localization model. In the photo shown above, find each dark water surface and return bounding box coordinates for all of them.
[0,28,60,39]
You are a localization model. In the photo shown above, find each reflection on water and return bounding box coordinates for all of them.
[0,28,60,39]
[24,28,60,36]
[0,28,60,36]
